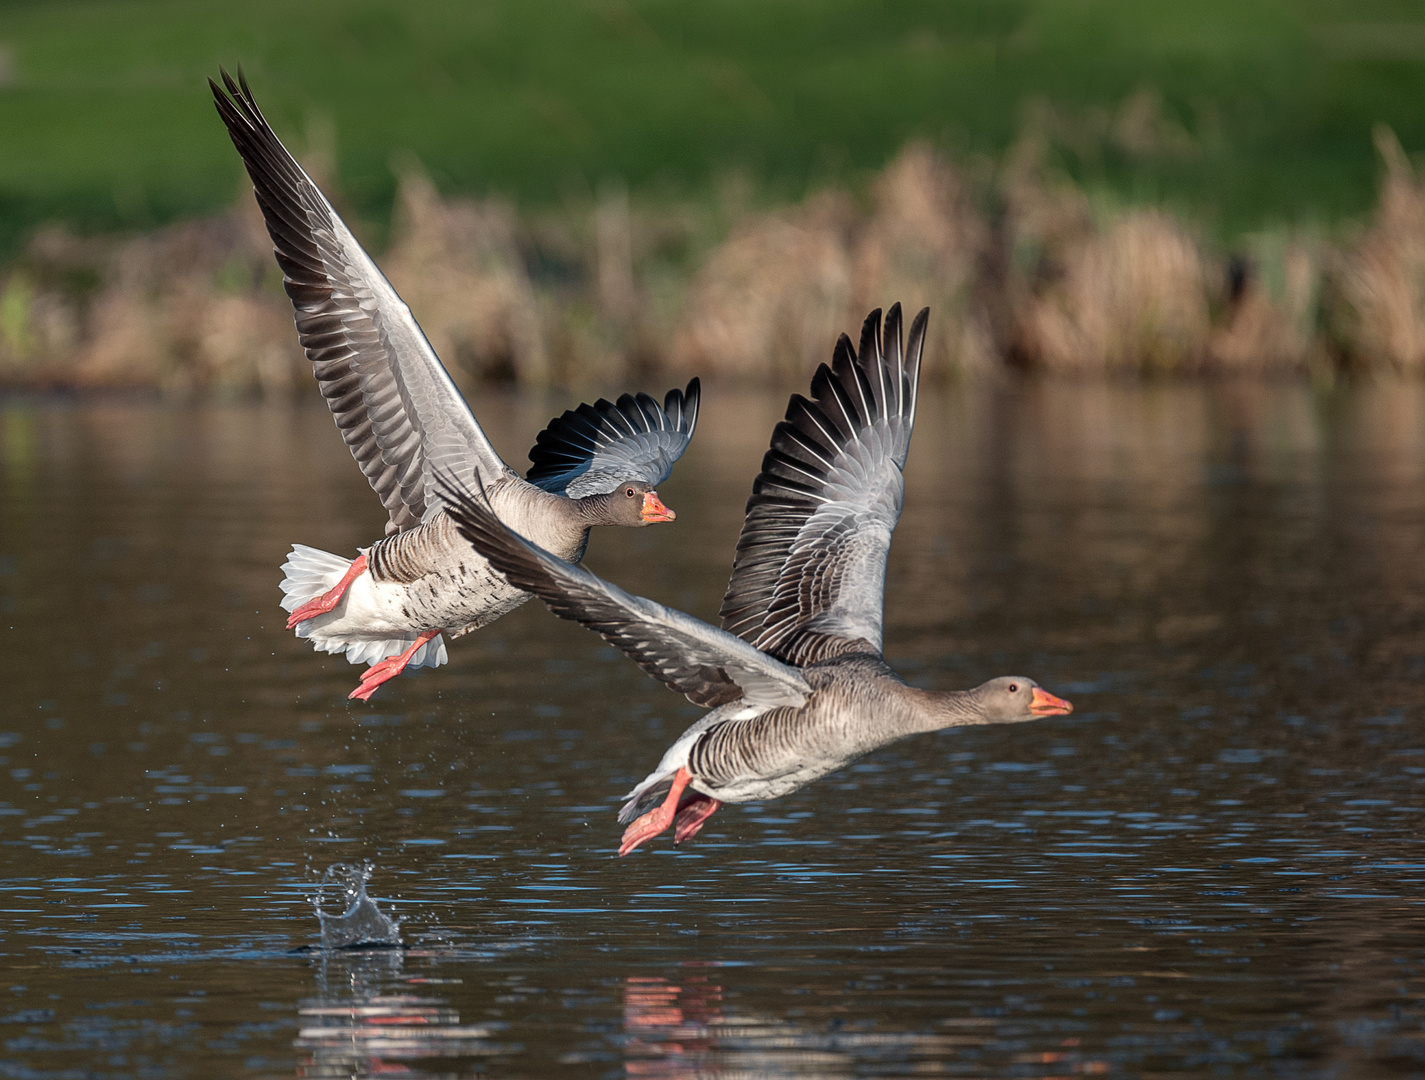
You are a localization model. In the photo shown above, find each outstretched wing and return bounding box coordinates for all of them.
[211,69,516,534]
[526,380,701,496]
[441,480,810,711]
[719,304,928,665]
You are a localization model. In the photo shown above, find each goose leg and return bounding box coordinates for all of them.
[618,767,692,856]
[287,554,367,628]
[673,795,722,844]
[348,629,441,702]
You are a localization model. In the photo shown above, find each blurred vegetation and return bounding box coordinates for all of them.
[3,0,1425,386]
[1,0,1425,258]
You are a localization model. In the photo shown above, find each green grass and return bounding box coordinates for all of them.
[1,0,1424,256]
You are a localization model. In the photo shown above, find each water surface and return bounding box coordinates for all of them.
[1,381,1423,1077]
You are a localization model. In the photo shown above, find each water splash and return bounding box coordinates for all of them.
[312,862,402,950]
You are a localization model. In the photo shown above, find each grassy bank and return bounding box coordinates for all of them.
[2,0,1425,259]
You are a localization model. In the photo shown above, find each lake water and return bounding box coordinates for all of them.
[0,380,1422,1078]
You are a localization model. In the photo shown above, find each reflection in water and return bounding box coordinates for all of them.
[622,972,1109,1078]
[624,973,724,1077]
[299,865,504,1077]
[296,949,499,1078]
[313,862,402,950]
[1,401,35,489]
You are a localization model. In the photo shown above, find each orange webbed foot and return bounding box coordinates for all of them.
[673,795,722,844]
[347,629,440,703]
[618,768,693,856]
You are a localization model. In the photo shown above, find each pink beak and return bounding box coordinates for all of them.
[641,491,676,523]
[1030,687,1074,716]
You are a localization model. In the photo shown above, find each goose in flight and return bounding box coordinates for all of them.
[444,305,1072,853]
[211,70,699,701]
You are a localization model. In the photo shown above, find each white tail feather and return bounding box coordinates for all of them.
[279,544,352,612]
[279,544,449,670]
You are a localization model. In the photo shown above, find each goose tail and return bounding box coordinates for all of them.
[279,544,353,615]
[278,544,449,669]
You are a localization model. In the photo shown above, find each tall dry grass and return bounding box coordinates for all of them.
[0,205,307,393]
[0,122,1420,390]
[1322,127,1425,372]
[1014,207,1212,374]
[852,144,996,377]
[672,144,996,379]
[670,191,856,381]
[383,168,548,385]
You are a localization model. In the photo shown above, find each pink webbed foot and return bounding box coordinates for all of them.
[673,795,722,845]
[348,629,441,703]
[288,554,367,629]
[618,767,693,857]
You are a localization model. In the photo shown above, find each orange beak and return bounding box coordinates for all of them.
[1030,687,1074,716]
[641,491,676,523]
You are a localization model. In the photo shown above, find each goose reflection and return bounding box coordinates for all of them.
[624,973,725,1077]
[623,971,860,1078]
[621,971,1103,1078]
[295,948,498,1078]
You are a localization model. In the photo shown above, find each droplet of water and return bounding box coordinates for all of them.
[312,862,401,950]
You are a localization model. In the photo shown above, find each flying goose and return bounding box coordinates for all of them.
[444,305,1073,853]
[211,71,699,701]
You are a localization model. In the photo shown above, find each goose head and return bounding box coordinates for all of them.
[971,676,1073,723]
[582,482,676,527]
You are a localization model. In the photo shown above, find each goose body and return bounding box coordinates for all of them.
[212,71,699,699]
[446,304,1073,854]
[624,656,999,808]
[282,486,582,661]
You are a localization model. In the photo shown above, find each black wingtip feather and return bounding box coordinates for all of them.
[882,303,902,363]
[906,307,929,373]
[857,308,883,370]
[525,380,700,495]
[672,377,702,435]
[210,68,329,292]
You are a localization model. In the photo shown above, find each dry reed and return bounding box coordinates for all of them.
[670,191,855,381]
[1322,127,1425,372]
[0,125,1419,390]
[1015,209,1212,374]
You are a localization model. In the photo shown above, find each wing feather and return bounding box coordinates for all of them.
[719,305,929,664]
[526,380,701,496]
[211,70,515,533]
[441,480,809,711]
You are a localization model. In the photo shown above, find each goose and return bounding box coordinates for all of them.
[211,71,699,701]
[442,304,1073,854]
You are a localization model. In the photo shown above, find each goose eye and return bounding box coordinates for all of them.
[1007,683,1019,693]
[626,487,636,498]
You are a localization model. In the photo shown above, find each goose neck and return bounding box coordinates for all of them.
[498,487,592,561]
[898,684,985,733]
[551,496,596,557]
